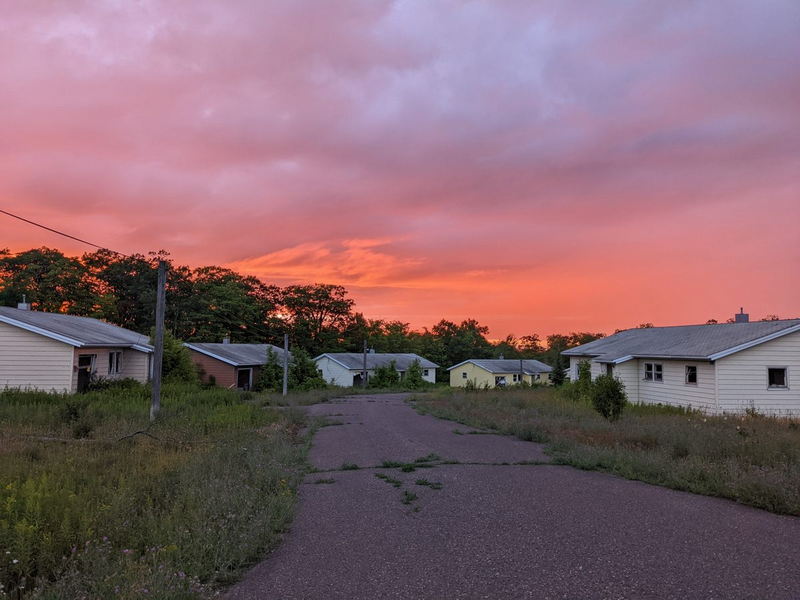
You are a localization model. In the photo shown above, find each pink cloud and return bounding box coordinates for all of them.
[1,1,798,336]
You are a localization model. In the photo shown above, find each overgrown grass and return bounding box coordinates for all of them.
[414,387,800,515]
[0,382,310,598]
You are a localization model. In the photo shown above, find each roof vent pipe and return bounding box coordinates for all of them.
[222,335,231,344]
[734,308,749,323]
[17,294,30,311]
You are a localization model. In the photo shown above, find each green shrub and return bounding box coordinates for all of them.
[403,359,426,389]
[590,374,627,421]
[369,361,400,388]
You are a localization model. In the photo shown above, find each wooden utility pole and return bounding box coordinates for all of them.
[520,358,524,386]
[150,260,167,421]
[282,333,289,397]
[362,339,368,388]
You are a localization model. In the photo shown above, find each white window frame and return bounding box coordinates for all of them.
[685,365,697,385]
[108,351,122,375]
[423,369,429,377]
[512,373,521,383]
[767,366,788,390]
[644,362,663,382]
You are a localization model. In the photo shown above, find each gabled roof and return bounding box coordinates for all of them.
[562,319,800,363]
[0,306,153,352]
[315,353,438,371]
[185,343,290,367]
[447,359,553,374]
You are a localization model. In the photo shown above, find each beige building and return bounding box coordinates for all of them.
[0,305,153,393]
[563,314,800,415]
[449,359,553,388]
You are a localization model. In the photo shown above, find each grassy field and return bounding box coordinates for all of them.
[0,383,328,599]
[414,386,800,515]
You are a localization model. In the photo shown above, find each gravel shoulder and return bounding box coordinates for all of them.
[227,394,800,600]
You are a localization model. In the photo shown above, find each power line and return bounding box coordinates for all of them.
[0,208,129,257]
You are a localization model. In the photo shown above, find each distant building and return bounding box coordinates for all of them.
[0,305,153,393]
[448,359,553,388]
[314,353,438,387]
[562,316,800,415]
[185,342,289,390]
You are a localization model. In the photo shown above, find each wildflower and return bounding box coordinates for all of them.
[12,559,18,564]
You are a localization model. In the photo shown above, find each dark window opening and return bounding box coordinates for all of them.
[768,368,787,388]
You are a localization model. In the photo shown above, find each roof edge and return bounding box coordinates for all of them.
[0,315,83,347]
[184,343,239,366]
[708,324,800,360]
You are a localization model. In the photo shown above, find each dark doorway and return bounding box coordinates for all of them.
[77,354,94,393]
[606,364,613,376]
[237,368,252,390]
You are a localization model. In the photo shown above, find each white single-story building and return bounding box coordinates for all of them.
[0,305,153,393]
[562,316,800,415]
[314,352,438,387]
[448,359,553,388]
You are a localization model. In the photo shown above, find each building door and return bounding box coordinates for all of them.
[77,354,95,393]
[236,368,252,390]
[606,364,613,376]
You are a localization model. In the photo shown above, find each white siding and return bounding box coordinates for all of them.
[716,331,800,415]
[635,359,716,411]
[421,368,436,384]
[612,361,639,403]
[316,357,355,386]
[569,356,592,381]
[71,347,152,391]
[0,322,74,392]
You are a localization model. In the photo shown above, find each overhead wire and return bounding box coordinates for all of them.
[0,208,129,257]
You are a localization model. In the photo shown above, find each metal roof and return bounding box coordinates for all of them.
[315,353,439,371]
[447,359,553,374]
[185,343,290,367]
[0,306,153,351]
[562,319,800,363]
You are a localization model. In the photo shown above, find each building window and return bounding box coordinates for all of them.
[423,369,429,377]
[512,373,520,383]
[644,363,663,382]
[462,372,468,379]
[495,376,507,387]
[768,367,788,389]
[685,365,697,385]
[108,351,122,375]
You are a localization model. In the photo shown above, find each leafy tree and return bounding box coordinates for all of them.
[288,348,327,390]
[403,359,426,389]
[637,323,655,328]
[370,360,400,388]
[256,348,284,392]
[550,353,567,386]
[183,266,274,343]
[518,334,544,356]
[0,247,95,314]
[761,314,781,321]
[576,360,593,398]
[156,329,198,383]
[705,319,718,325]
[590,374,627,421]
[281,284,355,355]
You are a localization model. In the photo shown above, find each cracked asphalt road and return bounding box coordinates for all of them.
[227,393,800,600]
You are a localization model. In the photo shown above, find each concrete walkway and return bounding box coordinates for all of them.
[227,394,800,600]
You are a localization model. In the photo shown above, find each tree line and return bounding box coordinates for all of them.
[0,247,604,378]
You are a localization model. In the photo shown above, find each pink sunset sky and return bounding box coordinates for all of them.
[1,1,798,337]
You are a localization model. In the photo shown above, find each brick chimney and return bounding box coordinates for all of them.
[734,307,749,323]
